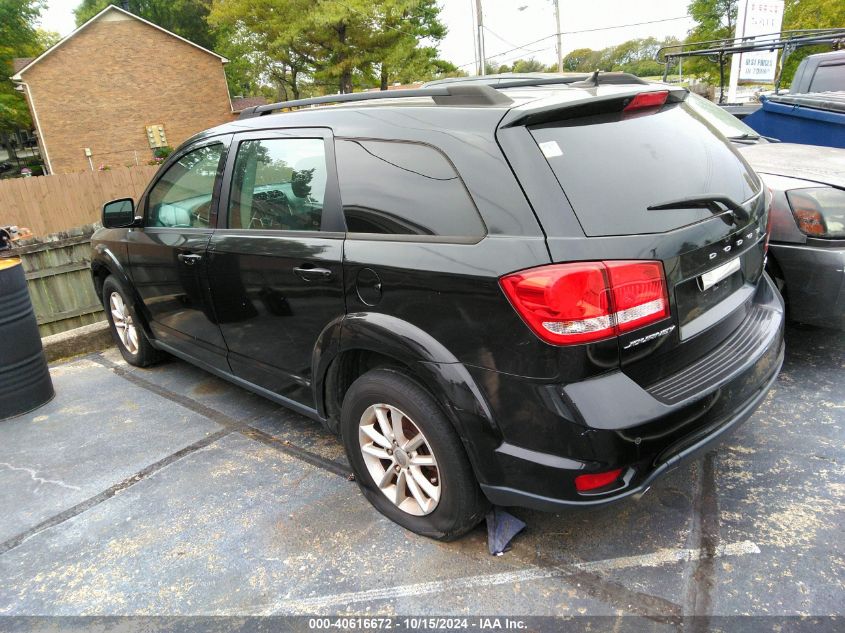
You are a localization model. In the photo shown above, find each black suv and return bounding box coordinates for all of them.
[91,76,784,540]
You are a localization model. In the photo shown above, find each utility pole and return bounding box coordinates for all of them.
[470,0,479,77]
[474,0,486,75]
[553,0,563,73]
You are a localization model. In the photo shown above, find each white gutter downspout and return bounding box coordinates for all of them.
[15,81,54,175]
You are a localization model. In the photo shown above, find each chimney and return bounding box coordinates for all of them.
[121,0,130,11]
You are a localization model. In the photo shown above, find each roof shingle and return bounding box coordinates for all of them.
[12,58,35,74]
[231,96,268,112]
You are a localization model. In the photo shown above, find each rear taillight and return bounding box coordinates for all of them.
[604,261,669,334]
[499,260,669,346]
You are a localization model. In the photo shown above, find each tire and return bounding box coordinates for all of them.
[102,276,161,367]
[341,368,489,540]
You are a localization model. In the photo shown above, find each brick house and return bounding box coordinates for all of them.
[10,4,235,174]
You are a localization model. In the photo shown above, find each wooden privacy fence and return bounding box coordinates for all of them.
[0,165,158,238]
[4,226,104,336]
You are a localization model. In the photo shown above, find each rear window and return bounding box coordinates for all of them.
[335,139,486,238]
[530,101,759,236]
[809,64,845,92]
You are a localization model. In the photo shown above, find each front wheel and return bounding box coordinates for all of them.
[341,368,488,540]
[102,276,161,367]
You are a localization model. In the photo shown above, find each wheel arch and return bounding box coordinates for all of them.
[313,312,502,486]
[91,244,154,337]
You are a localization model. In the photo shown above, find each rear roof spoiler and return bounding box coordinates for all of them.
[500,86,689,128]
[493,71,649,90]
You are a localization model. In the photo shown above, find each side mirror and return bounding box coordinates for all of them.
[102,198,138,228]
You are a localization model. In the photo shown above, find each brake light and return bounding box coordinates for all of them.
[575,468,624,493]
[623,91,668,112]
[499,260,669,345]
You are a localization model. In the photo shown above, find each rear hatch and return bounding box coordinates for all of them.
[507,86,770,384]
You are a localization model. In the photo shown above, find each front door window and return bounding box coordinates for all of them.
[147,143,225,228]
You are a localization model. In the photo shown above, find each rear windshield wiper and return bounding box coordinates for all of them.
[647,194,750,223]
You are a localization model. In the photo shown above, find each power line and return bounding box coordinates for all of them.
[456,15,690,68]
[487,45,555,69]
[482,25,521,50]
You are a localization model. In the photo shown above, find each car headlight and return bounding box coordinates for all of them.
[786,187,845,238]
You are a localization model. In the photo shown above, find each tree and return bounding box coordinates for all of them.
[684,0,845,86]
[779,0,845,85]
[562,48,596,72]
[367,0,448,89]
[0,0,43,154]
[483,61,499,75]
[74,0,218,50]
[688,0,737,41]
[684,0,738,80]
[211,0,450,95]
[511,58,545,73]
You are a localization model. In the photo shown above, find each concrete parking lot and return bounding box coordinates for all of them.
[0,325,842,621]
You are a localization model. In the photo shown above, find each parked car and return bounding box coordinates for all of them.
[725,51,845,148]
[687,92,845,330]
[91,78,784,540]
[788,50,845,95]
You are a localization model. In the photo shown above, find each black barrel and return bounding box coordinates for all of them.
[0,258,54,420]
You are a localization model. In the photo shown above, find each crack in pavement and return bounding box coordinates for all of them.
[0,462,81,492]
[0,352,341,557]
[683,452,721,630]
[0,427,233,556]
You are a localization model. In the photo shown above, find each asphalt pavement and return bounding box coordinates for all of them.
[0,325,841,624]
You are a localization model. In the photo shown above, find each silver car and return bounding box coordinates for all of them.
[688,93,845,330]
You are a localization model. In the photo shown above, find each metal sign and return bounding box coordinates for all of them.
[734,0,785,84]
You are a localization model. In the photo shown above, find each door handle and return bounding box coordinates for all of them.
[293,265,333,282]
[178,253,203,266]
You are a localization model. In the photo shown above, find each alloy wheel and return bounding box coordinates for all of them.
[109,291,139,355]
[358,403,441,516]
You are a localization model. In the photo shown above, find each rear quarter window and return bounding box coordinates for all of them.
[530,101,760,237]
[809,63,845,92]
[335,139,486,239]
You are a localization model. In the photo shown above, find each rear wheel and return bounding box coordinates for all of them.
[102,276,161,367]
[341,368,488,540]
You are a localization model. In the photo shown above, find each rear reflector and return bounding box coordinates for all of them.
[575,468,624,493]
[623,90,669,112]
[499,260,669,345]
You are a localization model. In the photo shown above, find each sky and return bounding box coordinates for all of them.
[38,0,696,73]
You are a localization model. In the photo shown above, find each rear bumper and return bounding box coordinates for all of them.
[769,241,845,330]
[470,274,785,511]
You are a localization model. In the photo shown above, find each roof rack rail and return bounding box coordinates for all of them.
[238,84,513,119]
[657,28,845,101]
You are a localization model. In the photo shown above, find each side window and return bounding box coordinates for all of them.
[147,143,225,228]
[228,138,327,231]
[335,139,485,238]
[809,64,845,93]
